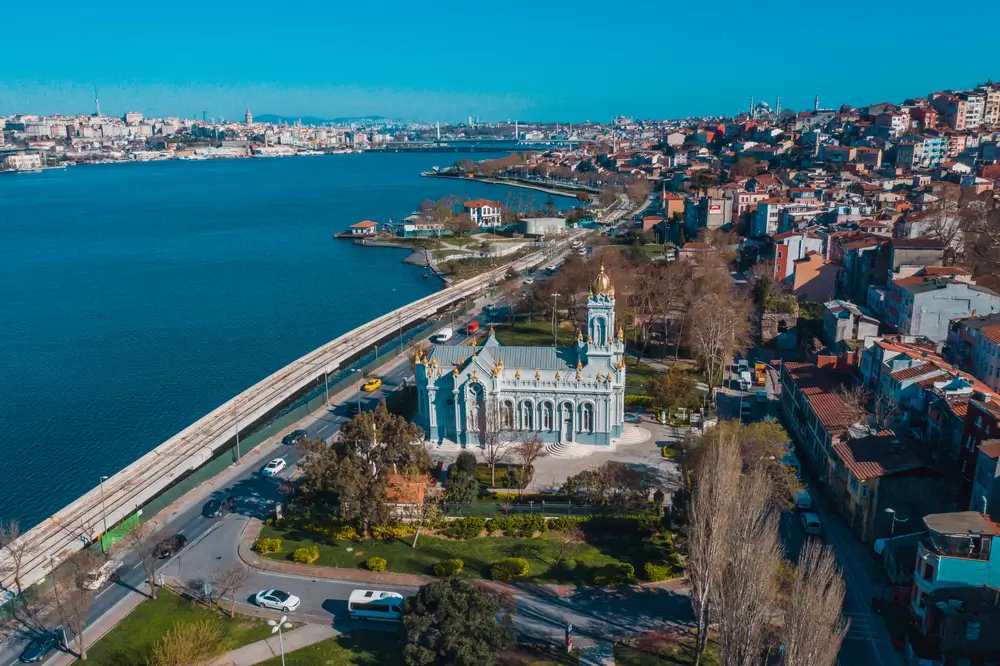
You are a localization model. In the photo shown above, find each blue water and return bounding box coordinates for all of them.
[0,154,572,527]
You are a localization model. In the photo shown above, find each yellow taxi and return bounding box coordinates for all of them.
[362,378,382,392]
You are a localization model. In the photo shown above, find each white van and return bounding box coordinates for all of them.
[348,589,405,622]
[431,328,453,343]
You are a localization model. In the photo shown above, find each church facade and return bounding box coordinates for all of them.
[415,265,627,448]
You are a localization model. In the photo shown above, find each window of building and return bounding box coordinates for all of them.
[965,621,981,641]
[541,403,553,430]
[501,401,514,429]
[581,404,594,432]
[922,561,935,583]
[521,402,533,430]
[861,484,868,499]
[849,474,858,492]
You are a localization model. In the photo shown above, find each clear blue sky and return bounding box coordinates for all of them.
[3,0,998,122]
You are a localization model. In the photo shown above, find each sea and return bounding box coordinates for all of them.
[0,153,573,528]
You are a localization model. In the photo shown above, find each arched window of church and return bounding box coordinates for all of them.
[500,401,514,429]
[582,403,594,432]
[541,402,553,430]
[521,402,533,430]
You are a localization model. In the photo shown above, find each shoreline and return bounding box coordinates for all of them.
[421,172,590,198]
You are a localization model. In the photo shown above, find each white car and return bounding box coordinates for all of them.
[262,458,287,477]
[524,277,534,285]
[79,559,123,591]
[253,589,301,612]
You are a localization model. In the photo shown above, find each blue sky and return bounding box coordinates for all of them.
[3,0,999,122]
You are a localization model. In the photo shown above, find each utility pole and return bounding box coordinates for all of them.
[551,293,561,347]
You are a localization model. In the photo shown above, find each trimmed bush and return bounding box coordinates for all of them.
[593,562,635,586]
[643,562,672,582]
[253,538,281,554]
[433,558,464,577]
[371,524,414,540]
[292,546,320,564]
[502,557,530,577]
[333,525,358,541]
[547,516,587,531]
[443,516,486,540]
[365,557,387,572]
[489,563,513,581]
[486,514,547,537]
[624,395,654,409]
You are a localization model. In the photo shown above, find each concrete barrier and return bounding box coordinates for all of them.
[0,232,582,593]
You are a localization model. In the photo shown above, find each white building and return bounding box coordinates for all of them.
[462,199,503,228]
[1,152,43,171]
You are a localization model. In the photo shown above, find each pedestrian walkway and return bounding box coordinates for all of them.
[578,641,615,666]
[203,624,337,666]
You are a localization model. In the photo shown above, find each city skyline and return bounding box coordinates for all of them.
[4,0,1000,122]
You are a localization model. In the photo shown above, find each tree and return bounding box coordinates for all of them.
[402,578,514,666]
[447,212,478,237]
[445,451,479,504]
[121,518,162,600]
[50,550,99,661]
[686,291,750,394]
[687,431,742,666]
[209,563,251,618]
[598,187,618,207]
[299,401,426,536]
[0,521,42,630]
[647,370,700,415]
[552,526,585,566]
[561,461,656,507]
[148,619,228,666]
[479,398,514,487]
[407,484,442,549]
[714,469,782,666]
[835,384,871,429]
[779,541,849,666]
[688,170,717,196]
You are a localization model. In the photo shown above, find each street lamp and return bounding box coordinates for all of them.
[373,344,379,362]
[884,507,908,537]
[99,475,109,552]
[551,293,561,347]
[353,369,363,413]
[267,616,294,666]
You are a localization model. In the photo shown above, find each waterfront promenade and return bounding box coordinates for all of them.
[0,232,584,595]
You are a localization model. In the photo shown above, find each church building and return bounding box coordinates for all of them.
[415,265,627,447]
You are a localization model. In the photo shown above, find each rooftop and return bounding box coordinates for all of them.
[923,511,1000,537]
[833,433,927,480]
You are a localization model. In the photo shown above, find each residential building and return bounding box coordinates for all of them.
[348,220,378,236]
[896,135,948,169]
[960,397,1000,493]
[779,362,857,480]
[1,151,43,171]
[684,195,733,235]
[463,199,503,228]
[874,111,909,139]
[773,231,824,280]
[979,83,1000,128]
[416,266,626,447]
[947,314,1000,380]
[889,238,946,279]
[911,512,1000,622]
[837,236,891,304]
[753,198,792,237]
[824,300,880,346]
[659,192,685,219]
[789,252,838,303]
[970,441,1000,516]
[886,277,1000,342]
[907,584,1000,666]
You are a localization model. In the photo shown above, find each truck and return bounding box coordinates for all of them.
[465,321,479,334]
[754,361,767,386]
[431,327,453,343]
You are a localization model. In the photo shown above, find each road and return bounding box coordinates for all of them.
[720,358,905,666]
[2,211,634,664]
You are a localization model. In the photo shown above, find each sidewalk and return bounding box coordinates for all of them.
[46,586,149,666]
[204,624,337,666]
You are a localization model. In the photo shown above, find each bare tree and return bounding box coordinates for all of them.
[780,541,849,666]
[50,551,99,661]
[514,435,546,480]
[408,485,443,549]
[552,526,585,566]
[210,563,251,618]
[686,431,742,666]
[835,385,871,428]
[687,291,751,395]
[873,394,900,431]
[0,521,43,630]
[714,469,783,666]
[121,519,162,600]
[479,398,514,487]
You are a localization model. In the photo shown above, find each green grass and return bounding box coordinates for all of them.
[259,525,676,585]
[493,320,577,348]
[614,636,719,666]
[257,631,401,665]
[85,589,274,666]
[624,360,663,396]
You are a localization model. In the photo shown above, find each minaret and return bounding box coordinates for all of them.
[245,108,253,125]
[514,120,518,140]
[94,85,101,117]
[814,94,820,113]
[776,95,781,116]
[436,121,441,140]
[749,94,755,119]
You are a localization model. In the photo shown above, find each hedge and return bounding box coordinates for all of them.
[365,557,387,572]
[333,525,358,541]
[490,557,530,581]
[371,524,414,540]
[486,514,547,537]
[292,546,320,564]
[643,562,672,582]
[593,562,634,585]
[253,538,282,554]
[624,395,653,408]
[443,516,486,540]
[547,516,587,531]
[433,558,464,577]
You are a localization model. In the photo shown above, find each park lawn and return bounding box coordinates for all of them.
[494,319,577,348]
[624,360,663,396]
[614,638,719,666]
[85,589,274,666]
[256,631,400,666]
[258,525,670,584]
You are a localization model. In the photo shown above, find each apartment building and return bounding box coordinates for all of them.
[886,277,1000,342]
[773,230,824,280]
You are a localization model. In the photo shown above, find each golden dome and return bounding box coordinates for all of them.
[593,263,614,296]
[515,370,521,380]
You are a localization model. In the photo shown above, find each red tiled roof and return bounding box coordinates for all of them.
[463,199,501,208]
[890,363,939,382]
[783,362,858,434]
[350,220,378,228]
[980,324,1000,345]
[921,266,971,277]
[833,435,927,480]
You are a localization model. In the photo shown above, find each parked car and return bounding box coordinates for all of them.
[262,458,287,477]
[203,494,235,519]
[153,534,188,559]
[253,589,301,612]
[795,489,813,510]
[19,632,60,663]
[524,277,534,285]
[282,429,307,446]
[756,390,768,404]
[79,558,123,591]
[362,378,382,392]
[800,512,823,536]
